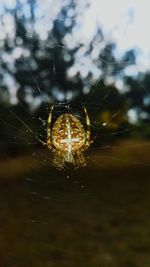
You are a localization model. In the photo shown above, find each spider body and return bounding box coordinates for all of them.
[41,105,91,169]
[52,113,85,154]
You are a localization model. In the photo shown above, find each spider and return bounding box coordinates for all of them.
[39,104,92,170]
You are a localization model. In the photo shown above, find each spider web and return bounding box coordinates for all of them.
[0,7,150,179]
[0,2,150,267]
[0,39,147,168]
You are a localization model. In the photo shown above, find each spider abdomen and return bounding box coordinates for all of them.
[51,113,85,153]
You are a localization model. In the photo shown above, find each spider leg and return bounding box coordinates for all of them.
[84,107,90,126]
[83,107,91,148]
[75,151,86,169]
[47,104,54,148]
[53,151,66,170]
[36,136,47,146]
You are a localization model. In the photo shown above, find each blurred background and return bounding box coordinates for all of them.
[0,0,150,266]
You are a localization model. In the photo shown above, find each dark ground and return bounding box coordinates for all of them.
[0,139,150,267]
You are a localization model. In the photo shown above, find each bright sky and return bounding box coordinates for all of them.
[85,0,150,54]
[89,0,150,65]
[0,0,149,79]
[39,0,150,75]
[1,0,150,61]
[68,0,150,74]
[0,0,149,117]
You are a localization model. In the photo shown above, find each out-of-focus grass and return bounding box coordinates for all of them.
[0,155,37,180]
[0,138,149,180]
[0,139,150,267]
[90,138,150,169]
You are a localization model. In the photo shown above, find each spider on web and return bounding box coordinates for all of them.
[38,104,92,170]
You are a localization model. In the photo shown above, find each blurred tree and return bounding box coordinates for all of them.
[1,0,149,136]
[0,0,130,109]
[0,0,84,108]
[124,73,150,123]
